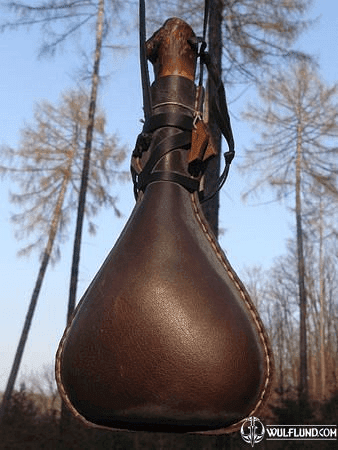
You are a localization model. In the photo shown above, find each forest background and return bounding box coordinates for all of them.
[0,0,337,434]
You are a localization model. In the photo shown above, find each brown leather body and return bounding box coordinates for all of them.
[56,19,273,434]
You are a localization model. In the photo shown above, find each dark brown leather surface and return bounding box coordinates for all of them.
[56,180,272,433]
[56,18,273,434]
[56,172,273,434]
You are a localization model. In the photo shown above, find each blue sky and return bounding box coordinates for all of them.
[1,1,337,391]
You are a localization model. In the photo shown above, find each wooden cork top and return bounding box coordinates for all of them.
[146,18,197,81]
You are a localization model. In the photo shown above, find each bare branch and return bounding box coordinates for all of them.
[0,89,127,262]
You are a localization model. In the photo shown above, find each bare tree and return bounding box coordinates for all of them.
[243,231,338,401]
[1,0,131,58]
[0,90,127,422]
[240,60,338,404]
[303,180,338,400]
[67,0,105,324]
[1,0,132,317]
[148,0,312,83]
[242,256,299,395]
[23,364,61,415]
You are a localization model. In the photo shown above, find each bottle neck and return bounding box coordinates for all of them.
[151,75,196,113]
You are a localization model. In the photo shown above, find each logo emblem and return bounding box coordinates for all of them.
[241,416,265,447]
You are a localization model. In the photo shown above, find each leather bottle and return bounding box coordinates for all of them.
[56,18,273,434]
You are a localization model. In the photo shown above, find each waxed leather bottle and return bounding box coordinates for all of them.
[56,18,273,434]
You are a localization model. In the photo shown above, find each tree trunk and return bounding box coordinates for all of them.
[0,172,69,422]
[318,193,326,400]
[277,309,285,396]
[295,123,308,405]
[67,0,105,323]
[203,18,231,450]
[202,0,223,238]
[60,0,105,434]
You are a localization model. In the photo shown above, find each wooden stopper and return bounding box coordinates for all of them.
[146,18,197,81]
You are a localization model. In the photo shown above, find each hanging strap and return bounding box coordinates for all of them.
[139,0,152,120]
[198,0,209,88]
[199,49,235,203]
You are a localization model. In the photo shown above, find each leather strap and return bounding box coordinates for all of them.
[132,75,202,197]
[139,0,152,119]
[139,171,200,193]
[143,113,194,133]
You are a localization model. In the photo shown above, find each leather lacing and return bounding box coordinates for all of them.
[131,111,202,199]
[131,97,235,204]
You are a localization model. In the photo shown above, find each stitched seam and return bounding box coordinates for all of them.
[55,327,87,422]
[191,193,273,427]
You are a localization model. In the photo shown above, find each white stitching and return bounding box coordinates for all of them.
[191,193,273,429]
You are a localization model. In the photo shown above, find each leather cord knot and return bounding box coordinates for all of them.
[132,132,153,158]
